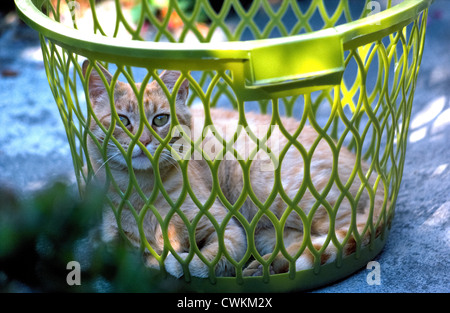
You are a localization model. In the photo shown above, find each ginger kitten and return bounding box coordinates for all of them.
[83,61,385,278]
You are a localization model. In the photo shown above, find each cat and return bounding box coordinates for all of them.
[82,60,386,278]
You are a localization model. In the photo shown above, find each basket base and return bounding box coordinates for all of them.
[150,230,389,293]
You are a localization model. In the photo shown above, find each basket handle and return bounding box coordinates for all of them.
[240,28,345,100]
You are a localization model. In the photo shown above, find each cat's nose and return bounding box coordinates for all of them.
[139,133,151,146]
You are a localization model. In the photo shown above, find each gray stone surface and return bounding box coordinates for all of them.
[0,0,448,293]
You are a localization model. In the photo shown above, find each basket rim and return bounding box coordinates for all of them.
[15,0,432,60]
[14,0,432,97]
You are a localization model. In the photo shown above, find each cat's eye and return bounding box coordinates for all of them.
[153,114,169,127]
[118,115,130,127]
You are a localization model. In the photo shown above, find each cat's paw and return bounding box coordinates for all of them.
[164,253,186,278]
[294,254,314,271]
[243,260,275,276]
[186,255,210,278]
[164,253,210,278]
[243,253,291,276]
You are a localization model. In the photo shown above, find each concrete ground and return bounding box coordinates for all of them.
[0,1,448,292]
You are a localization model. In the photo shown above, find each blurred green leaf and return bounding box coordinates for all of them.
[0,182,187,292]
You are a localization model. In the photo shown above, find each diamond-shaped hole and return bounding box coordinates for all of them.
[277,208,307,270]
[280,140,305,194]
[210,75,238,109]
[296,0,312,15]
[323,0,340,18]
[342,52,360,93]
[308,8,325,31]
[283,96,305,119]
[309,200,332,237]
[253,213,278,257]
[364,46,385,103]
[249,154,277,205]
[253,7,271,34]
[333,10,348,27]
[218,158,245,207]
[267,26,283,39]
[281,3,298,35]
[349,0,367,21]
[309,89,336,131]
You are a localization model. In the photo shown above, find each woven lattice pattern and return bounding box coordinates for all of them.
[48,0,378,41]
[32,0,429,289]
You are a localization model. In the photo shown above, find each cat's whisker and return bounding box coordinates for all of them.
[159,152,181,173]
[94,152,122,177]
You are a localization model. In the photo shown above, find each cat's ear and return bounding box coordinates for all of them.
[159,70,189,104]
[82,60,113,103]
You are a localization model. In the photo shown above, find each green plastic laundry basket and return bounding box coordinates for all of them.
[15,0,431,292]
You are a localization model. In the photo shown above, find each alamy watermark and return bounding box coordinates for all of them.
[66,261,81,286]
[366,261,381,285]
[67,1,81,17]
[168,124,282,172]
[367,1,382,25]
[366,0,406,26]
